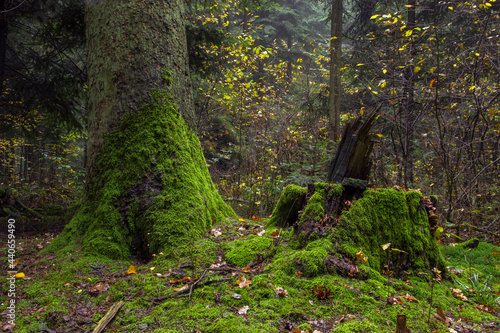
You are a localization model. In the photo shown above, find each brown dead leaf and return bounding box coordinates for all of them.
[242,266,252,273]
[436,307,446,321]
[235,275,251,288]
[474,304,494,313]
[173,284,188,292]
[90,282,110,293]
[295,271,303,277]
[170,276,191,284]
[251,215,261,221]
[271,230,280,238]
[274,287,288,298]
[313,284,331,300]
[400,295,419,303]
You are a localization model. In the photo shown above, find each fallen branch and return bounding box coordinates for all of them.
[92,301,124,333]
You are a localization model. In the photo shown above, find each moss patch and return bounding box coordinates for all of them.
[268,184,307,228]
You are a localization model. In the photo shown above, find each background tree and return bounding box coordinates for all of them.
[329,0,342,140]
[48,0,234,260]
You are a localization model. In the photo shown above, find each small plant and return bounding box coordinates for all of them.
[455,272,500,307]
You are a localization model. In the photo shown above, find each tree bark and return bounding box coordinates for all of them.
[329,0,342,141]
[402,0,416,187]
[48,0,234,260]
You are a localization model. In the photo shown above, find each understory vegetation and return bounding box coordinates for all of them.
[2,216,499,332]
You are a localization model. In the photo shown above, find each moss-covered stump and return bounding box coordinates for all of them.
[268,183,445,276]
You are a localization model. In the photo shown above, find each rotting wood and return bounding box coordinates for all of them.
[327,104,380,183]
[92,301,124,333]
[396,314,410,333]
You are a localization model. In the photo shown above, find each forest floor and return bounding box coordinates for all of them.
[1,217,500,333]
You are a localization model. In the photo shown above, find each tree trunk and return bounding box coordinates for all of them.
[402,0,416,187]
[47,0,234,260]
[329,0,342,141]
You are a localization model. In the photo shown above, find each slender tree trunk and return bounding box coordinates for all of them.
[329,0,342,141]
[0,0,7,94]
[402,0,416,187]
[48,0,234,260]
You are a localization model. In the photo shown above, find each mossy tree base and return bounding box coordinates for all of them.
[268,183,445,276]
[46,92,235,260]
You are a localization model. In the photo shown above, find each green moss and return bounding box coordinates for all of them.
[299,189,325,225]
[271,242,330,277]
[46,87,235,260]
[332,188,445,274]
[225,235,273,267]
[332,319,381,332]
[267,184,307,228]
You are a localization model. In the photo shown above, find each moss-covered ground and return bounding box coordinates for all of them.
[2,217,499,332]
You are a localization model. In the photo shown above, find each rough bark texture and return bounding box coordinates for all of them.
[85,0,194,186]
[47,0,234,260]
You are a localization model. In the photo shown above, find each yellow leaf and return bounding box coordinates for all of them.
[383,69,387,74]
[405,30,413,37]
[381,243,391,251]
[376,133,384,138]
[370,14,380,20]
[125,265,137,275]
[414,66,421,73]
[238,218,246,222]
[15,272,25,278]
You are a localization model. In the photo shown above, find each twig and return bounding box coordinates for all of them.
[153,277,231,302]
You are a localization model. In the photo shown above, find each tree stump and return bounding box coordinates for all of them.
[327,105,380,183]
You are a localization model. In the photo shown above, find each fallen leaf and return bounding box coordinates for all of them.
[235,275,252,288]
[381,243,391,251]
[295,271,303,277]
[242,266,252,273]
[14,272,25,279]
[251,215,261,221]
[238,218,246,222]
[231,293,242,299]
[173,284,188,292]
[90,282,110,293]
[170,276,191,284]
[238,305,249,315]
[401,295,419,302]
[436,307,446,321]
[256,229,266,236]
[271,230,280,238]
[274,287,288,298]
[210,228,222,237]
[125,265,137,275]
